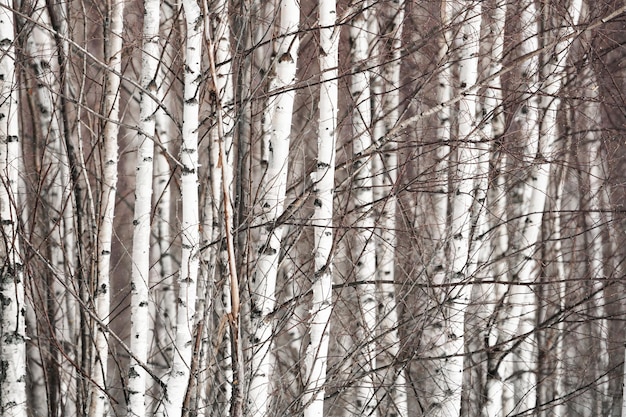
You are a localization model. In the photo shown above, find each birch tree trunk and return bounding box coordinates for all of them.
[435,2,482,416]
[478,28,509,407]
[370,2,407,415]
[482,150,509,417]
[422,3,454,411]
[302,1,338,416]
[467,1,506,414]
[503,2,582,414]
[151,3,177,392]
[349,2,377,415]
[249,1,299,416]
[90,0,124,415]
[160,0,202,415]
[0,3,27,415]
[499,0,540,412]
[128,0,161,415]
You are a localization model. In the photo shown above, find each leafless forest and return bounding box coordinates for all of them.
[1,0,626,416]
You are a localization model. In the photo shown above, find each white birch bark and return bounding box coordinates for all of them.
[349,2,377,415]
[434,2,482,416]
[160,1,202,415]
[128,0,161,415]
[370,2,407,415]
[150,80,176,416]
[499,0,540,412]
[203,141,228,417]
[468,1,506,414]
[516,0,541,169]
[432,0,454,287]
[249,1,299,416]
[422,4,454,410]
[151,3,177,389]
[503,2,582,414]
[482,152,509,417]
[479,27,509,406]
[89,0,124,415]
[0,4,27,415]
[302,1,338,416]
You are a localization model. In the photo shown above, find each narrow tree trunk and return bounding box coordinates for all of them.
[349,2,378,415]
[159,1,202,415]
[504,2,582,414]
[45,2,79,413]
[435,2,482,416]
[89,0,124,415]
[128,0,161,415]
[150,3,177,396]
[422,3,454,411]
[482,150,509,417]
[0,4,27,415]
[465,1,506,415]
[499,0,540,412]
[370,1,407,415]
[248,1,300,416]
[302,1,338,416]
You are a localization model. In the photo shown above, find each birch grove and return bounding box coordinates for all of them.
[1,1,626,417]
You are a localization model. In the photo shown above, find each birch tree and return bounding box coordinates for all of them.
[434,2,482,416]
[302,0,338,415]
[551,164,568,417]
[496,0,541,412]
[467,1,506,414]
[128,0,161,415]
[370,2,407,415]
[505,2,582,413]
[0,0,624,416]
[0,3,27,415]
[151,2,177,391]
[90,0,124,415]
[249,1,300,416]
[421,3,454,411]
[348,2,378,415]
[479,29,509,409]
[159,0,202,415]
